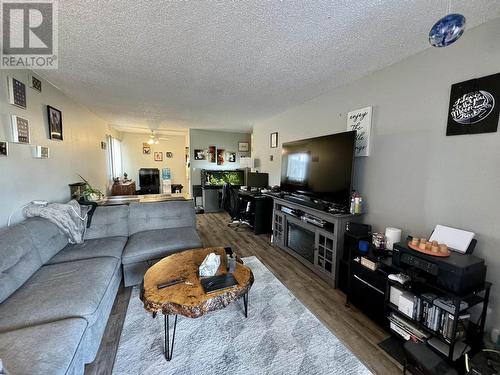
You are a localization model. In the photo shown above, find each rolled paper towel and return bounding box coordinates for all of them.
[385,227,402,250]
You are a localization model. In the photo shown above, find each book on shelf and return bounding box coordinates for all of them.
[389,313,431,341]
[397,291,423,321]
[391,291,471,343]
[433,298,469,314]
[390,322,411,341]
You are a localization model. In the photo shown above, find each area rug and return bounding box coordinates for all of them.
[112,256,372,375]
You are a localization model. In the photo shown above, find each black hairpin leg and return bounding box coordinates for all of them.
[243,291,249,318]
[164,314,178,361]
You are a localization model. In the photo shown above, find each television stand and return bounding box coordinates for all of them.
[267,195,361,287]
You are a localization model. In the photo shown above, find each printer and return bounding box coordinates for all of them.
[392,242,486,294]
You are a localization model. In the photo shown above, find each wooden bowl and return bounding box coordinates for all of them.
[408,239,450,257]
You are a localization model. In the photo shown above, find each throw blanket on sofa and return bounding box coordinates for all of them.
[23,200,90,244]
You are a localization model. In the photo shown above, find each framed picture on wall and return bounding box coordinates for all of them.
[217,148,225,165]
[154,152,163,161]
[143,142,151,154]
[226,151,236,162]
[238,142,249,152]
[166,152,173,158]
[7,76,27,109]
[11,115,30,144]
[194,149,206,160]
[446,72,500,136]
[208,146,216,163]
[270,132,278,148]
[0,141,8,156]
[47,105,63,141]
[29,75,42,92]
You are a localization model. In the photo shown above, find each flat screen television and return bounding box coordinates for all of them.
[280,131,355,208]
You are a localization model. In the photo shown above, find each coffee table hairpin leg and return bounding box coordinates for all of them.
[243,291,249,318]
[164,314,178,361]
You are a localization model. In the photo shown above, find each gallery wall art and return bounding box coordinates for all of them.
[208,146,216,163]
[270,132,278,148]
[446,72,500,136]
[7,76,27,109]
[11,115,30,144]
[47,105,63,141]
[238,142,249,152]
[194,149,206,160]
[347,106,372,157]
[217,148,225,165]
[0,141,8,156]
[29,75,42,92]
[154,152,163,161]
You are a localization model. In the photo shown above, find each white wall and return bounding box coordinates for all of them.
[0,70,111,226]
[120,132,187,191]
[252,18,500,330]
[189,129,251,186]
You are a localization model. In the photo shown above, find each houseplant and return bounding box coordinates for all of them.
[77,174,104,201]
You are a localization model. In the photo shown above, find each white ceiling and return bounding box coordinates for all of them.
[39,1,500,133]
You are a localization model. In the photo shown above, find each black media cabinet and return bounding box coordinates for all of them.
[342,236,491,365]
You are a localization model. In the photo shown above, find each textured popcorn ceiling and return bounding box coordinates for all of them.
[38,1,500,132]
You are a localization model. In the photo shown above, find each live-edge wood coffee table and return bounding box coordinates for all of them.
[140,247,254,361]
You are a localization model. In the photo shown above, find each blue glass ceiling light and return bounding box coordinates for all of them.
[429,13,466,47]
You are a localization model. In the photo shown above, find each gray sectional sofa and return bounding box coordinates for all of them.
[0,200,202,375]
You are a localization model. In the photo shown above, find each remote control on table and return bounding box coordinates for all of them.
[157,278,186,289]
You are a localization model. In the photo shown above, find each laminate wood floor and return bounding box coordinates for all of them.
[85,212,401,375]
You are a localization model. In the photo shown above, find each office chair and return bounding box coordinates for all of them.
[221,183,252,231]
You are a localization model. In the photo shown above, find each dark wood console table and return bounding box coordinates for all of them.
[268,195,361,287]
[111,181,136,196]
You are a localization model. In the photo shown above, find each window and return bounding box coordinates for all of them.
[108,136,122,178]
[286,152,309,183]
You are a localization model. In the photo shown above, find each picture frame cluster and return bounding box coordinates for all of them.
[3,74,59,159]
[192,141,248,166]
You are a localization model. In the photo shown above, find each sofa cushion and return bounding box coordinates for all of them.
[21,217,68,263]
[0,257,119,332]
[122,227,202,264]
[128,200,196,235]
[47,236,128,264]
[84,205,129,240]
[0,318,86,375]
[0,223,42,304]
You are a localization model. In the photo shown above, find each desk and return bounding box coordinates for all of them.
[238,190,273,235]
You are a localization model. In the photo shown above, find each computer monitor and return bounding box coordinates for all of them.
[246,172,268,189]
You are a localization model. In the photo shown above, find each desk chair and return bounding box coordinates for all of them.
[221,183,252,231]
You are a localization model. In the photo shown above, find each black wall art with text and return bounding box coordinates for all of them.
[447,73,500,136]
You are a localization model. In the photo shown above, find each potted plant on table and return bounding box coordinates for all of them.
[77,174,104,201]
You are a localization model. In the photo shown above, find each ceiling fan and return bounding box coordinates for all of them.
[146,130,168,145]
